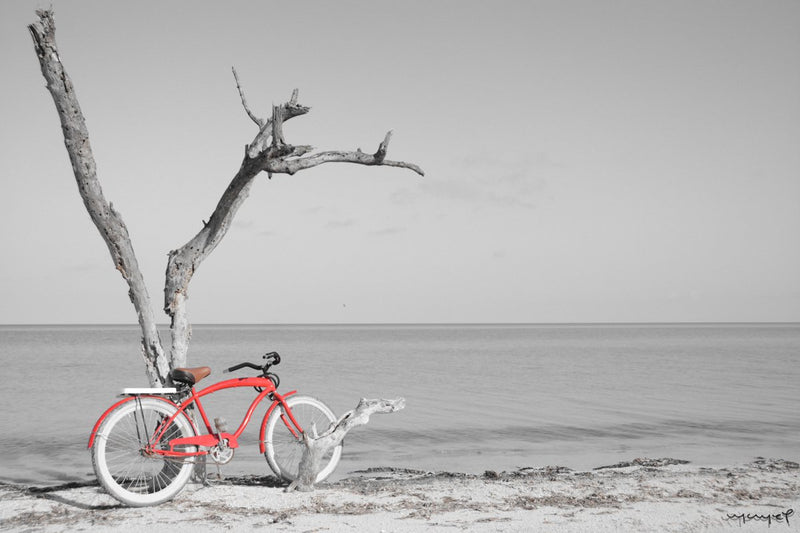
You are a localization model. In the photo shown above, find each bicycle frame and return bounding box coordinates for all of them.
[88,376,301,456]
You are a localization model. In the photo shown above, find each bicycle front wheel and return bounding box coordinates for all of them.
[91,397,197,506]
[263,395,342,483]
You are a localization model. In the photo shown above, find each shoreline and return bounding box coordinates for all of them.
[1,458,797,532]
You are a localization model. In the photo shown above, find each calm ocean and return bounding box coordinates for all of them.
[0,324,797,487]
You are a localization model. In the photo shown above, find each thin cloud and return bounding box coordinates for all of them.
[65,262,103,273]
[370,227,406,237]
[391,154,550,210]
[326,218,358,229]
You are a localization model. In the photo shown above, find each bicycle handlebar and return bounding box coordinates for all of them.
[223,362,261,373]
[223,351,281,374]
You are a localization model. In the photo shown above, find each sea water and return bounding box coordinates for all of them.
[0,324,797,487]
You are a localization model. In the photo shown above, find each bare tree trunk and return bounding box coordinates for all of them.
[28,10,169,385]
[287,398,406,492]
[29,10,422,380]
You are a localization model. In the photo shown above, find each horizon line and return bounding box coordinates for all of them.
[1,321,798,328]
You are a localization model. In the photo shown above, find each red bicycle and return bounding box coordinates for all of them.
[88,352,342,506]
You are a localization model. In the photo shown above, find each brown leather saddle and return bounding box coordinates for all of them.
[169,366,211,386]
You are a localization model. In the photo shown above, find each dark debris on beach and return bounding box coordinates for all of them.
[1,457,798,531]
[593,457,691,470]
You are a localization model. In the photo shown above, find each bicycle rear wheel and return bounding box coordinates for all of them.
[263,395,342,482]
[91,397,197,506]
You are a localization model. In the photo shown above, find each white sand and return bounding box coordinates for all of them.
[1,458,797,532]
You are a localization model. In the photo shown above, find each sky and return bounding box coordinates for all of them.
[0,1,798,325]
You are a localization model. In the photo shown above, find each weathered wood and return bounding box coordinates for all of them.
[264,138,425,176]
[287,398,406,492]
[162,78,421,368]
[30,9,422,380]
[162,86,313,367]
[28,9,169,385]
[231,67,264,128]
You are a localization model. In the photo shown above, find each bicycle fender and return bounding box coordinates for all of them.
[258,390,297,454]
[87,395,185,449]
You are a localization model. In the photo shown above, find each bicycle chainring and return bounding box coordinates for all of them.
[208,443,235,465]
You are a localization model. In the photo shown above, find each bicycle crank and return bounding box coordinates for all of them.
[208,442,235,464]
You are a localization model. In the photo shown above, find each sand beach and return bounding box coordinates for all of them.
[1,457,797,532]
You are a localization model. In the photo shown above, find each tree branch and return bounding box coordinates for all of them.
[29,9,169,385]
[287,398,406,492]
[246,90,310,159]
[264,131,425,177]
[231,67,264,127]
[374,130,392,163]
[271,104,286,149]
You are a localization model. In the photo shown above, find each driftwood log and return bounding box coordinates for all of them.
[28,10,422,385]
[287,398,406,492]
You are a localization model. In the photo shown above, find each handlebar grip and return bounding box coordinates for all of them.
[225,362,259,373]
